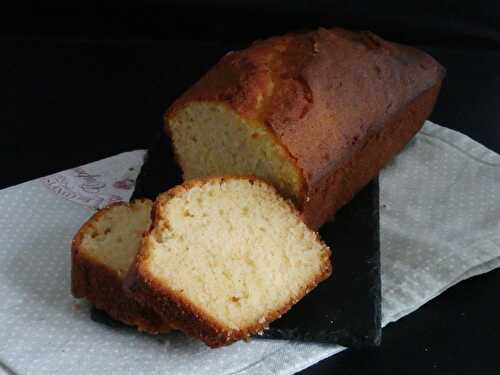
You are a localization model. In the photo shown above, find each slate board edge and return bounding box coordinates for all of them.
[124,132,382,348]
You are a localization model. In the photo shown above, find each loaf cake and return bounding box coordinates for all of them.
[71,199,170,334]
[165,27,445,229]
[124,177,332,347]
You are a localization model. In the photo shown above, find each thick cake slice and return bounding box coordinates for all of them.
[71,199,170,333]
[124,177,332,347]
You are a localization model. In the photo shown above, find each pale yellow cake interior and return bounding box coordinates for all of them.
[145,179,329,331]
[81,200,153,277]
[168,102,303,204]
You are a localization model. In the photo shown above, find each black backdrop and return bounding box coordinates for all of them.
[2,1,500,46]
[2,2,500,374]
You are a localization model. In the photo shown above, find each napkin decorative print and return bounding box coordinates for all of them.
[41,151,145,210]
[43,168,120,210]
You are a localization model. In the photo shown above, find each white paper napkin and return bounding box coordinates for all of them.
[0,121,499,375]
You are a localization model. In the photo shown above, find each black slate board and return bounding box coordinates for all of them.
[93,132,381,348]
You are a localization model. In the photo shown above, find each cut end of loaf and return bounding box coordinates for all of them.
[167,102,304,206]
[127,177,331,347]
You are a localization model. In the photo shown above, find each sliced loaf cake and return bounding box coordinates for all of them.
[71,199,170,333]
[165,27,444,229]
[124,177,332,347]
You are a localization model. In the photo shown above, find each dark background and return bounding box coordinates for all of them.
[2,1,500,374]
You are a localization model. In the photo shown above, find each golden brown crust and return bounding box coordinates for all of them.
[123,177,332,347]
[71,200,171,334]
[303,82,442,228]
[165,27,445,228]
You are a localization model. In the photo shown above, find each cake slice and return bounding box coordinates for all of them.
[124,177,332,347]
[71,199,170,334]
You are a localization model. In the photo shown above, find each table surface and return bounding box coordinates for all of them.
[2,3,500,374]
